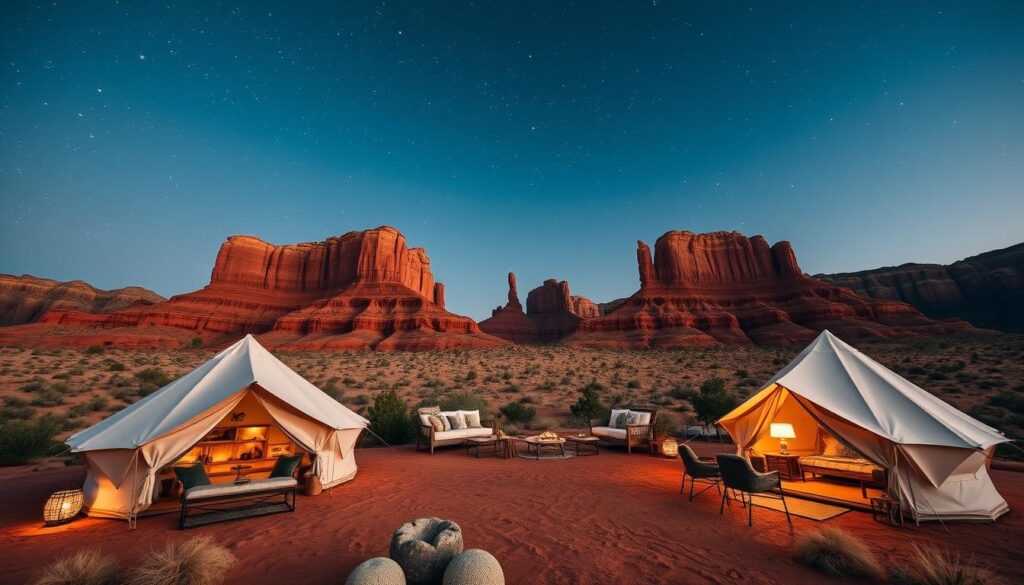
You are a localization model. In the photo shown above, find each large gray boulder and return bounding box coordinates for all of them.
[443,549,504,585]
[345,557,406,585]
[389,518,463,585]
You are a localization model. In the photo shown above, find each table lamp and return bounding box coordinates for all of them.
[770,423,796,454]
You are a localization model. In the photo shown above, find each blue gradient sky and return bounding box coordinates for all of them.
[1,1,1022,320]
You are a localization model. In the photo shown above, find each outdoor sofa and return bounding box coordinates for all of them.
[589,407,658,454]
[416,407,496,454]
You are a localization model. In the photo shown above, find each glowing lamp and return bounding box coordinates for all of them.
[44,488,83,526]
[661,438,679,458]
[770,423,796,454]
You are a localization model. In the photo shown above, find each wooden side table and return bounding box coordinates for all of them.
[870,495,903,525]
[500,437,518,459]
[763,453,802,480]
[565,435,599,456]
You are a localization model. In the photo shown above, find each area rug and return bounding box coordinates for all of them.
[746,494,850,521]
[516,446,576,461]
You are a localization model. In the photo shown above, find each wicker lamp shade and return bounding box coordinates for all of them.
[661,438,679,458]
[43,488,83,526]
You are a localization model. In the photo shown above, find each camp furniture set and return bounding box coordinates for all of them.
[175,453,303,528]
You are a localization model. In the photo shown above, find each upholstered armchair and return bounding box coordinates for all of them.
[716,454,791,526]
[679,444,722,501]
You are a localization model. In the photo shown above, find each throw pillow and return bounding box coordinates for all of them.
[463,410,482,428]
[835,443,859,458]
[614,411,630,429]
[173,463,211,491]
[609,408,629,427]
[626,411,643,426]
[428,415,445,432]
[822,436,842,457]
[270,454,303,478]
[446,413,467,430]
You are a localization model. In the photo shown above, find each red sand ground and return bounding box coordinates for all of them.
[2,443,1022,585]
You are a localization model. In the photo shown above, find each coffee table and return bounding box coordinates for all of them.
[565,435,599,456]
[524,435,566,459]
[465,435,499,457]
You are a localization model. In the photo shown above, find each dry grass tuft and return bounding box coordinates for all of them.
[888,544,1003,585]
[32,549,119,585]
[793,526,881,578]
[127,536,235,585]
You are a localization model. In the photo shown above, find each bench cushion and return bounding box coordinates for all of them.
[185,477,297,501]
[591,426,627,440]
[799,455,881,476]
[433,427,494,441]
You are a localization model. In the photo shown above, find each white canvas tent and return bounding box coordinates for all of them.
[717,330,1009,522]
[67,334,368,520]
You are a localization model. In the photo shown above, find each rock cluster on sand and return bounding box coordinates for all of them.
[442,549,504,585]
[389,517,464,585]
[0,227,507,351]
[345,557,407,585]
[569,230,972,347]
[818,241,1024,333]
[0,274,164,326]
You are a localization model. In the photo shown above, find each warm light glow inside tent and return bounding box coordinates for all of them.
[718,330,1010,522]
[66,335,368,521]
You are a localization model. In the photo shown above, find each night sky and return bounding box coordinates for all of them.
[1,2,1022,320]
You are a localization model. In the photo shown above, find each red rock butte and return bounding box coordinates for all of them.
[0,227,507,351]
[568,230,972,347]
[479,273,600,342]
[0,274,165,326]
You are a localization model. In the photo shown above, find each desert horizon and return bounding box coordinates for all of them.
[2,2,1023,585]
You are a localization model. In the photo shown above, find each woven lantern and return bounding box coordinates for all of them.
[661,438,679,458]
[43,488,83,526]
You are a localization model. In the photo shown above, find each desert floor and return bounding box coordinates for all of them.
[2,333,1022,444]
[2,442,1022,585]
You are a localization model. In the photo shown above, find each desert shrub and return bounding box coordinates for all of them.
[20,380,46,393]
[31,387,66,407]
[0,415,62,465]
[465,369,477,381]
[988,391,1024,415]
[500,400,536,425]
[692,378,738,426]
[366,388,413,445]
[85,345,105,355]
[189,337,203,349]
[1,404,36,421]
[32,549,119,585]
[107,361,126,372]
[438,392,490,418]
[570,382,610,422]
[135,368,171,394]
[128,535,235,585]
[793,526,880,578]
[669,384,695,400]
[652,415,680,440]
[626,380,640,388]
[321,376,342,400]
[887,544,999,585]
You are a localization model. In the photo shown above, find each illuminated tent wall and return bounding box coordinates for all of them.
[66,335,368,520]
[718,330,1009,522]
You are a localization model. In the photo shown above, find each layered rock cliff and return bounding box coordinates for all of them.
[0,227,506,350]
[817,242,1024,333]
[570,231,971,347]
[0,274,164,326]
[479,274,599,342]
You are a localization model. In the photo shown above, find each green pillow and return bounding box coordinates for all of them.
[173,464,210,491]
[270,454,303,478]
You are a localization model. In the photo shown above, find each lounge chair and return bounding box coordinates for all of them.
[679,444,721,501]
[716,454,791,526]
[589,407,658,454]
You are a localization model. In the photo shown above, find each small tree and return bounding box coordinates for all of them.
[367,387,413,446]
[570,382,610,422]
[692,378,737,440]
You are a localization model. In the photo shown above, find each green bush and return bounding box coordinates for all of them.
[500,400,536,425]
[189,337,203,348]
[85,344,105,355]
[570,382,610,422]
[437,392,490,418]
[692,378,738,426]
[0,415,62,465]
[366,388,413,445]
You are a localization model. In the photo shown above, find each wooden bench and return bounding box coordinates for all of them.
[179,477,297,529]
